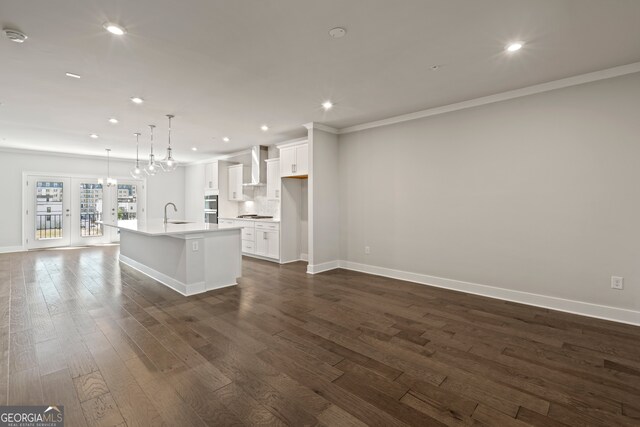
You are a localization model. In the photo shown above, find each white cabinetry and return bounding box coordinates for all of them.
[279,142,308,177]
[204,162,218,190]
[255,222,279,259]
[227,164,247,201]
[265,159,280,200]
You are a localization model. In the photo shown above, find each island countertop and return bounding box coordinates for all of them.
[100,219,243,237]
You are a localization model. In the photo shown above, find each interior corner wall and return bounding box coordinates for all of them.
[308,128,340,269]
[338,72,640,314]
[0,150,185,249]
[184,163,205,222]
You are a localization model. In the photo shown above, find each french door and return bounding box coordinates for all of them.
[26,176,72,249]
[25,175,145,249]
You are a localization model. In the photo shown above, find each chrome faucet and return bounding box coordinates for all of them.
[164,202,177,224]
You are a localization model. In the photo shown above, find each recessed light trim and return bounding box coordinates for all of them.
[506,42,524,52]
[103,23,126,36]
[261,125,269,132]
[222,137,230,143]
[90,134,99,139]
[108,118,118,124]
[322,101,334,111]
[65,72,81,79]
[130,97,144,104]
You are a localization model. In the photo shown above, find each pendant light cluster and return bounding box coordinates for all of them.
[132,114,180,178]
[98,148,117,187]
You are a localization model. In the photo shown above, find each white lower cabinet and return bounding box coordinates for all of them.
[255,222,279,259]
[219,219,279,260]
[256,230,279,259]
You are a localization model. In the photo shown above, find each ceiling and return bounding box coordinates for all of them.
[1,0,640,162]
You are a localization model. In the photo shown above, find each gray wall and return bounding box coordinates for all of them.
[0,150,185,249]
[309,128,340,267]
[338,72,640,311]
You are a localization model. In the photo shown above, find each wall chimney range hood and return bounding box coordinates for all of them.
[243,145,268,186]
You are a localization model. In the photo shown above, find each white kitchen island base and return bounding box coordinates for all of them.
[103,220,242,296]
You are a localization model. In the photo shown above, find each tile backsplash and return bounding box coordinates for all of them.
[238,186,280,218]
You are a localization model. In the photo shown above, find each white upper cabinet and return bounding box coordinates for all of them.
[227,164,244,201]
[204,162,218,190]
[227,164,251,202]
[265,159,280,200]
[279,142,308,177]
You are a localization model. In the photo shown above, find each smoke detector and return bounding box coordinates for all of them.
[4,29,28,43]
[328,27,346,38]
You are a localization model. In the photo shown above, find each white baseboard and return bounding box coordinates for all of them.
[0,246,25,254]
[307,260,340,275]
[300,253,308,261]
[119,254,236,296]
[338,260,640,327]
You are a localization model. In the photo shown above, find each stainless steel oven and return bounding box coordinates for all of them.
[204,209,217,224]
[204,193,218,211]
[204,194,218,224]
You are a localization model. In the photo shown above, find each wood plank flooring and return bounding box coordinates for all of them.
[1,246,639,426]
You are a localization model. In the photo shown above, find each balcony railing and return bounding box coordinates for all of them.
[36,214,62,239]
[81,213,103,237]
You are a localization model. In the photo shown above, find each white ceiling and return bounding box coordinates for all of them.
[1,0,640,162]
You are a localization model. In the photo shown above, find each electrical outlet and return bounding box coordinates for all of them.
[611,276,624,290]
[192,241,199,252]
[364,246,370,254]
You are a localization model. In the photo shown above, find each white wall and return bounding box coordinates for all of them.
[309,127,340,270]
[0,149,185,249]
[184,163,205,222]
[338,72,640,314]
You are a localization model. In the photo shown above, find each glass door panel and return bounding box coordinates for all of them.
[79,183,103,237]
[35,180,64,240]
[27,176,71,249]
[70,178,110,246]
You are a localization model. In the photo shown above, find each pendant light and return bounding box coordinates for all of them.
[98,148,117,187]
[130,132,143,178]
[145,124,158,176]
[160,114,178,172]
[161,114,178,172]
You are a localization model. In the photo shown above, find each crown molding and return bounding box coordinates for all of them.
[338,61,640,135]
[303,122,339,134]
[0,146,134,162]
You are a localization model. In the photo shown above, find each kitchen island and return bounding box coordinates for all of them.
[101,220,242,296]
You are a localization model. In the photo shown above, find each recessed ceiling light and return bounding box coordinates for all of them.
[506,42,524,52]
[260,125,269,132]
[322,101,334,111]
[4,29,28,43]
[223,137,230,142]
[108,118,118,124]
[130,97,144,104]
[103,23,126,36]
[89,134,99,139]
[65,72,81,79]
[191,147,198,151]
[329,27,346,39]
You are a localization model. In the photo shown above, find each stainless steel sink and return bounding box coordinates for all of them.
[167,221,191,224]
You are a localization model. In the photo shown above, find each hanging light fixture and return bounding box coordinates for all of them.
[160,114,178,172]
[145,124,159,176]
[98,148,117,187]
[130,132,143,178]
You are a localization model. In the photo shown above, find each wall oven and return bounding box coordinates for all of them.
[204,193,218,224]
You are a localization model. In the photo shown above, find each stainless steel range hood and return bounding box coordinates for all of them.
[242,145,268,186]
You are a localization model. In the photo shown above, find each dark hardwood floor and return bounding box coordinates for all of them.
[1,246,640,426]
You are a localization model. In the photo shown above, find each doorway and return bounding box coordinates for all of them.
[24,174,146,249]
